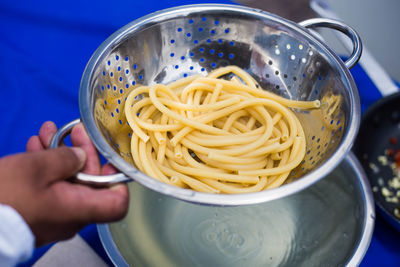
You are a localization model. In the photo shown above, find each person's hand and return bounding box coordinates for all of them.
[0,121,129,246]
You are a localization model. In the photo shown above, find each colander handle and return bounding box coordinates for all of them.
[299,18,362,69]
[49,118,131,186]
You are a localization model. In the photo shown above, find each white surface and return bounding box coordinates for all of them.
[311,0,399,96]
[33,235,108,267]
[325,0,400,82]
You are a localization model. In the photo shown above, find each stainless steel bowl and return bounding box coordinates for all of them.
[98,153,375,266]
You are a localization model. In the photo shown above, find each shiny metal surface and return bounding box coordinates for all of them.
[76,4,361,205]
[98,153,375,266]
[49,118,131,185]
[298,18,362,69]
[50,118,81,149]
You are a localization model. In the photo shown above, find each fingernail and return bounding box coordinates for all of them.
[71,147,86,166]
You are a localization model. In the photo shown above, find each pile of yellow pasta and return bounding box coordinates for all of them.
[124,66,320,194]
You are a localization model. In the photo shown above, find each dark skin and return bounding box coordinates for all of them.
[0,121,129,246]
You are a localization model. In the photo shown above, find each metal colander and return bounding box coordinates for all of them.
[51,4,361,206]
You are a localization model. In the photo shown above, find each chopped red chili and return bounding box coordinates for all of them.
[395,150,400,167]
[389,137,398,145]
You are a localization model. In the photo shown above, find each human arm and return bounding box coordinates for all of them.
[0,121,129,265]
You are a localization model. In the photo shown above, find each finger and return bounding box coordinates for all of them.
[39,121,58,148]
[26,136,44,152]
[71,123,101,175]
[23,147,86,184]
[101,163,118,175]
[53,182,129,224]
[84,184,129,223]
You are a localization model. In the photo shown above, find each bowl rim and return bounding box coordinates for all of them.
[79,3,361,206]
[97,153,375,266]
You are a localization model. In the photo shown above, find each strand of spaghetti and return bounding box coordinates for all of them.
[265,136,303,189]
[185,131,261,147]
[130,134,144,172]
[272,127,282,139]
[190,125,265,139]
[192,89,203,117]
[270,152,282,160]
[199,177,268,194]
[242,137,292,157]
[231,120,252,133]
[246,116,256,129]
[127,100,159,139]
[125,87,152,142]
[222,110,250,131]
[150,84,236,136]
[158,95,241,111]
[202,93,212,106]
[156,114,168,163]
[203,101,279,156]
[229,105,298,156]
[239,135,306,176]
[278,119,289,141]
[266,172,291,189]
[181,147,228,173]
[167,159,259,184]
[169,176,186,188]
[174,143,183,159]
[170,98,277,147]
[207,65,258,88]
[201,98,291,136]
[179,121,272,158]
[167,74,202,91]
[210,82,223,103]
[196,77,320,109]
[157,139,167,164]
[264,148,291,188]
[153,114,166,145]
[179,113,272,157]
[155,161,219,193]
[138,139,159,180]
[165,144,186,165]
[131,99,182,131]
[210,142,282,163]
[138,104,157,120]
[147,130,183,167]
[212,119,247,134]
[212,120,242,134]
[144,140,179,185]
[196,153,267,171]
[170,111,251,147]
[207,151,267,164]
[229,76,242,85]
[180,82,215,102]
[185,90,194,118]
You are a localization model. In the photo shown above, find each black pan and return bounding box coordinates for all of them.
[353,92,400,232]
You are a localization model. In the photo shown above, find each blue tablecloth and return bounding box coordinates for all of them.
[1,1,399,266]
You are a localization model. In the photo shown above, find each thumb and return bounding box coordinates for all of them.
[24,147,86,184]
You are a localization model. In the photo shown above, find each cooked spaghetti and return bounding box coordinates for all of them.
[124,66,320,193]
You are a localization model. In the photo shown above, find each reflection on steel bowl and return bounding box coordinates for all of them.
[98,153,374,267]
